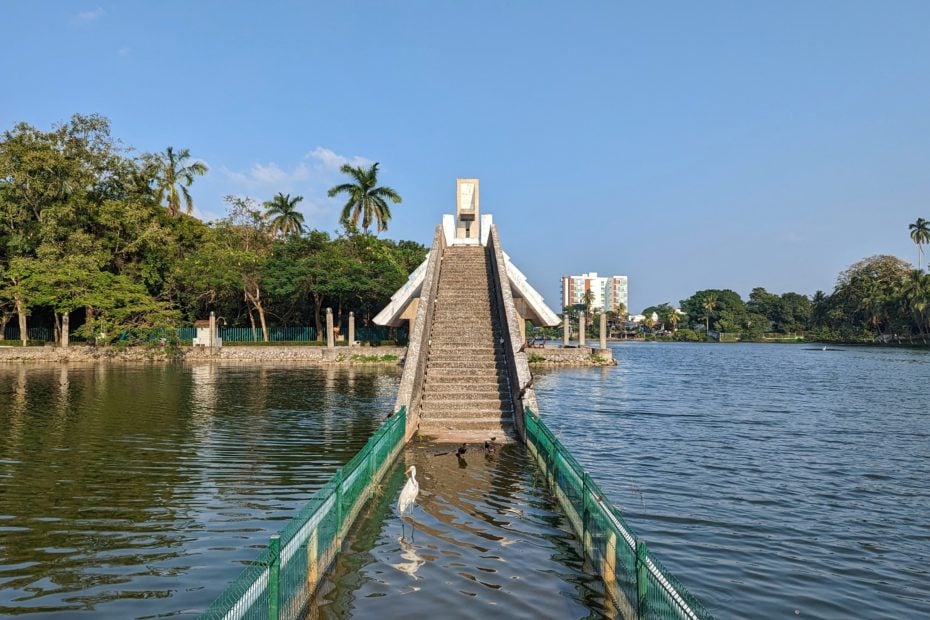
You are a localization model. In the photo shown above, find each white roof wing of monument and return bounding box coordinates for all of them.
[373,255,429,326]
[502,251,561,327]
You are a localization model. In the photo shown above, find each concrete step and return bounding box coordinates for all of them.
[419,419,515,435]
[421,395,511,406]
[419,415,513,427]
[424,383,509,396]
[417,428,515,444]
[420,404,514,418]
[424,371,507,383]
[428,353,501,363]
[425,360,507,370]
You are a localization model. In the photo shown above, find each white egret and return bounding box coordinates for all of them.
[398,465,419,540]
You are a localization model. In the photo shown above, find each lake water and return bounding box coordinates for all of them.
[1,344,929,618]
[534,343,930,619]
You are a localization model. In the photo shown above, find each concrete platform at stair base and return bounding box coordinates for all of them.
[524,344,615,366]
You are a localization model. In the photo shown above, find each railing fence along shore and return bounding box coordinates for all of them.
[198,407,407,620]
[525,407,715,620]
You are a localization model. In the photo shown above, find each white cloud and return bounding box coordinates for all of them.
[73,7,105,25]
[218,147,375,231]
[117,46,131,57]
[309,147,372,172]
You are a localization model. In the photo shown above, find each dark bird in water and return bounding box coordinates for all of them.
[484,436,498,456]
[455,444,467,457]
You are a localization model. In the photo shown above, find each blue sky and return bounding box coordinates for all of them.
[3,2,929,313]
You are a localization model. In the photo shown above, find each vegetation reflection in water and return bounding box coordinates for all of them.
[316,441,613,620]
[0,363,399,618]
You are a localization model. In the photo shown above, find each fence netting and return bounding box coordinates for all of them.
[525,407,715,620]
[198,407,406,620]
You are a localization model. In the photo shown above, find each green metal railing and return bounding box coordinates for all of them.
[198,407,407,620]
[525,407,714,620]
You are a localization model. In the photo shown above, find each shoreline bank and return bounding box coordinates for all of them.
[0,344,408,365]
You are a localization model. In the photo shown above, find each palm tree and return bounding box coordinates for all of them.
[899,270,930,341]
[264,193,305,238]
[327,162,402,234]
[909,218,930,270]
[581,289,595,314]
[701,294,718,333]
[665,309,680,332]
[153,146,208,217]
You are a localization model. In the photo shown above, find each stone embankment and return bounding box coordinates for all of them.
[524,344,615,366]
[0,345,407,364]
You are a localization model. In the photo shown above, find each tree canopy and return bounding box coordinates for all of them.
[0,115,423,345]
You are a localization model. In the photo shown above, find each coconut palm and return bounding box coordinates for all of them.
[327,162,402,234]
[665,309,680,332]
[701,294,718,333]
[909,218,930,270]
[153,146,208,217]
[581,289,595,314]
[264,193,305,238]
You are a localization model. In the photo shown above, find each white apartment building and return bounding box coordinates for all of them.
[561,273,629,314]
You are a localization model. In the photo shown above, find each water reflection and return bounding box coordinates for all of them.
[0,363,400,617]
[317,442,613,619]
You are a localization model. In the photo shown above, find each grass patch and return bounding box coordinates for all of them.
[350,353,399,362]
[527,353,546,363]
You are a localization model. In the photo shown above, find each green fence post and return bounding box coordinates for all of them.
[268,534,281,620]
[335,469,344,546]
[636,539,649,619]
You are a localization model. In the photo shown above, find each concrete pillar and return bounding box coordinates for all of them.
[563,313,570,347]
[348,311,355,346]
[61,312,69,348]
[579,312,586,347]
[209,311,216,349]
[326,308,334,348]
[600,313,607,350]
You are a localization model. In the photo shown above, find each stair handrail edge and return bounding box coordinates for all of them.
[392,224,446,442]
[487,224,537,442]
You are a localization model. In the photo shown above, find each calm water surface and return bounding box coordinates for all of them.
[0,363,400,617]
[3,344,929,618]
[535,343,930,619]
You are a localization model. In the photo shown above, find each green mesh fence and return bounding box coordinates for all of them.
[525,407,715,620]
[198,407,407,620]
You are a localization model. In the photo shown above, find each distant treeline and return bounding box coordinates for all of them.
[0,114,424,345]
[641,254,930,343]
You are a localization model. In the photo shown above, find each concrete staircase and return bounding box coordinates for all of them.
[418,245,515,443]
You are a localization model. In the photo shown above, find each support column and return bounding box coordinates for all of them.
[563,313,570,346]
[326,308,334,348]
[61,312,69,348]
[579,312,586,347]
[348,311,355,346]
[209,311,216,349]
[600,312,607,350]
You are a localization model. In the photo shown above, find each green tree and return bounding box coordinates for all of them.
[264,193,305,238]
[701,294,718,332]
[580,289,595,314]
[327,162,402,234]
[909,217,930,270]
[152,146,208,217]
